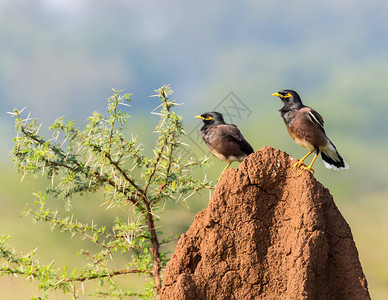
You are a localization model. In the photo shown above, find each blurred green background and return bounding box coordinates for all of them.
[1,1,387,299]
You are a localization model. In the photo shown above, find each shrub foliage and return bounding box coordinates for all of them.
[1,85,212,299]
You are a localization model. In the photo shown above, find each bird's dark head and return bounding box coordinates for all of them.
[272,90,304,110]
[195,112,225,125]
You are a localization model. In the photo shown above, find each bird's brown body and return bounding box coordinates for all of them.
[200,124,251,162]
[284,107,328,151]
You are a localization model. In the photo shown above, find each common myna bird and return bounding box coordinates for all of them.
[196,112,254,179]
[272,90,348,175]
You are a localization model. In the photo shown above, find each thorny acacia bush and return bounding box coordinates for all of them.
[1,85,213,299]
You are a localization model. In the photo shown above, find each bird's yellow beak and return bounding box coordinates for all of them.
[195,115,204,120]
[272,92,281,97]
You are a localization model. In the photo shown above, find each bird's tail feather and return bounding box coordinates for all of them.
[321,142,349,170]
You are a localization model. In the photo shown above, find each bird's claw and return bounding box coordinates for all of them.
[297,165,315,176]
[292,159,314,176]
[291,160,307,171]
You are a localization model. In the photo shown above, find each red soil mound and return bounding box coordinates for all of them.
[160,146,370,300]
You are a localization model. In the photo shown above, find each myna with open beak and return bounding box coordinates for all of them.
[272,90,349,175]
[196,112,254,179]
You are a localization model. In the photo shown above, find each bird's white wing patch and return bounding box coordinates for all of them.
[306,111,324,128]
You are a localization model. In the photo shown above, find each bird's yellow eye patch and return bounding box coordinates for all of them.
[283,93,292,98]
[272,92,292,99]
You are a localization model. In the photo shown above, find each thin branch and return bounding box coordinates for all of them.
[144,142,166,194]
[0,267,145,283]
[154,140,175,205]
[108,100,117,148]
[103,152,147,200]
[63,269,146,282]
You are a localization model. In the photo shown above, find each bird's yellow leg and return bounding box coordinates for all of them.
[292,151,313,171]
[218,162,232,181]
[298,153,318,176]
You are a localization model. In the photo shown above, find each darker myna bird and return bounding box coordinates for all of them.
[272,90,348,174]
[196,112,254,179]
